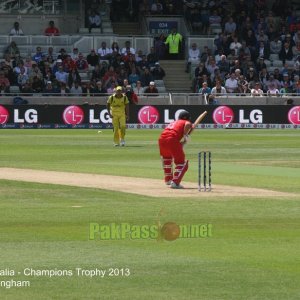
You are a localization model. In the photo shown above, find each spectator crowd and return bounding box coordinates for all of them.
[1,0,300,97]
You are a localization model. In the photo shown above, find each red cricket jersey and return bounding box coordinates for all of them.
[160,119,190,141]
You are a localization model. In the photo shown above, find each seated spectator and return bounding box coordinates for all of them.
[9,21,24,36]
[103,66,118,83]
[186,43,200,73]
[256,41,270,60]
[229,37,242,56]
[280,82,292,95]
[70,81,83,96]
[111,42,120,56]
[199,82,211,95]
[147,47,159,67]
[151,62,165,80]
[270,36,282,54]
[59,82,70,96]
[137,55,150,74]
[57,48,68,61]
[256,29,269,45]
[133,80,144,95]
[143,81,158,95]
[55,65,69,85]
[31,76,44,93]
[224,16,237,35]
[267,83,280,96]
[251,82,264,96]
[135,49,144,63]
[266,73,281,90]
[87,49,99,67]
[225,73,238,93]
[279,42,293,63]
[5,41,20,62]
[20,80,33,95]
[32,46,44,64]
[68,68,81,88]
[292,42,300,58]
[62,56,76,73]
[90,64,103,82]
[82,81,96,96]
[206,58,219,79]
[45,20,60,36]
[46,47,57,61]
[280,73,292,89]
[125,85,138,104]
[0,71,10,94]
[106,81,116,94]
[94,80,107,95]
[217,54,230,78]
[97,41,112,61]
[209,10,222,34]
[29,64,43,82]
[255,56,267,73]
[17,67,29,88]
[121,41,136,56]
[70,48,79,60]
[43,81,58,96]
[75,53,89,71]
[211,80,227,95]
[88,11,102,33]
[292,75,300,94]
[140,67,153,87]
[128,68,140,86]
[237,75,249,94]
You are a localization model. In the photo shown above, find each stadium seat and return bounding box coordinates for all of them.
[78,28,89,34]
[264,60,271,67]
[157,87,167,93]
[272,60,283,67]
[269,53,279,61]
[154,80,165,87]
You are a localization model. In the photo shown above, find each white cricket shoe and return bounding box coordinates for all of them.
[120,140,125,147]
[170,181,184,189]
[114,143,120,147]
[165,180,172,185]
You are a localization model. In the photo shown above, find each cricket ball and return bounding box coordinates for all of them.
[161,222,180,241]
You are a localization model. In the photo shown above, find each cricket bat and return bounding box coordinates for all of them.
[188,111,208,135]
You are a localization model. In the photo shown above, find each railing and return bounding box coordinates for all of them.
[1,93,299,106]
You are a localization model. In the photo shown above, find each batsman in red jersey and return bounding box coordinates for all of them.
[158,110,192,189]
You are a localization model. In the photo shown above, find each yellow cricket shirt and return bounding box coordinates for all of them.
[107,94,129,114]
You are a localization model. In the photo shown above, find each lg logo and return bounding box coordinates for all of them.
[63,106,84,125]
[213,106,263,124]
[288,106,300,125]
[0,105,9,124]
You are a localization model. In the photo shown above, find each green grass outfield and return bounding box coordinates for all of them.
[0,129,300,300]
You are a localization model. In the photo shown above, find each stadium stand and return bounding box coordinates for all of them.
[0,0,299,102]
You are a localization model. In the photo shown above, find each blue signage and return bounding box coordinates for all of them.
[149,21,178,35]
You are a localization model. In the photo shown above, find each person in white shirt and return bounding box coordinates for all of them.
[186,43,200,73]
[251,82,264,96]
[229,37,242,56]
[9,22,24,36]
[211,80,227,95]
[97,41,112,61]
[225,73,238,93]
[121,41,136,56]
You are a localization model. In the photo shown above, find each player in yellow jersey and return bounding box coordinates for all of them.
[107,86,130,146]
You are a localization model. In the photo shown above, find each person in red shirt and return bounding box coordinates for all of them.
[45,21,60,36]
[158,110,192,189]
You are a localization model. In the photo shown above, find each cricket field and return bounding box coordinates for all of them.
[0,129,299,300]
